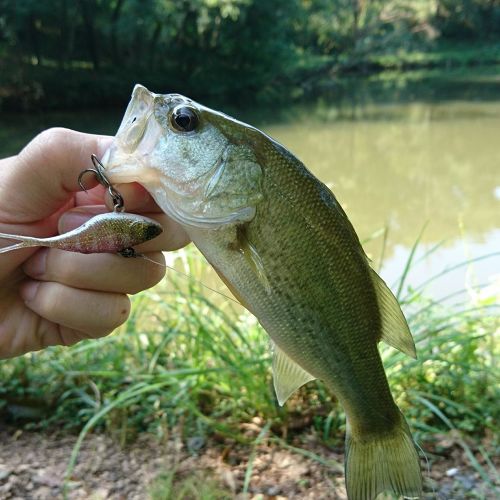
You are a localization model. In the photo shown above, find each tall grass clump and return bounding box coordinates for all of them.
[0,244,498,485]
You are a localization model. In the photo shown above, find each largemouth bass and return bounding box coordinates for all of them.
[103,85,423,499]
[0,211,162,256]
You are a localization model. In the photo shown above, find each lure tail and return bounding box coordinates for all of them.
[0,232,41,254]
[345,413,422,500]
[0,242,30,254]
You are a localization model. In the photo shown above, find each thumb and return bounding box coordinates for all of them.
[0,128,113,224]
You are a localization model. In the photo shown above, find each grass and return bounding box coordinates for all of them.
[149,469,233,500]
[0,243,499,493]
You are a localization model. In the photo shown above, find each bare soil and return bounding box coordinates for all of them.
[0,425,497,499]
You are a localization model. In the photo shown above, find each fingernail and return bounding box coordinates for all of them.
[58,206,106,233]
[20,280,40,303]
[23,248,48,278]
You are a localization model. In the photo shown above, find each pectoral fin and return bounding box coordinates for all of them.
[272,344,316,406]
[236,225,271,293]
[370,269,417,358]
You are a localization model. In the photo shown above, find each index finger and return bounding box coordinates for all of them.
[0,128,113,224]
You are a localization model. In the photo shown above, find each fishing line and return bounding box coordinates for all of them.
[136,253,243,306]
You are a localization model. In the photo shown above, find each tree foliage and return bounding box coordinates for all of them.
[0,0,498,109]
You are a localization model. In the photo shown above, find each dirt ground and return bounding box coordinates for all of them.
[0,425,497,499]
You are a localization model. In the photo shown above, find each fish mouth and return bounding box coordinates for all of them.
[102,85,164,187]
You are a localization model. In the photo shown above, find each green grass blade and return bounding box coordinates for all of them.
[242,422,271,496]
[395,222,428,300]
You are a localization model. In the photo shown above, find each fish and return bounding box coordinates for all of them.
[0,211,163,256]
[102,84,423,500]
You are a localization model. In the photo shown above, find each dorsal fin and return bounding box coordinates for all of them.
[370,269,417,359]
[272,344,316,406]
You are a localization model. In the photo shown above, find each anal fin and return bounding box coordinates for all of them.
[273,344,316,406]
[370,269,417,359]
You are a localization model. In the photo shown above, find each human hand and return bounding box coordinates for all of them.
[0,128,190,358]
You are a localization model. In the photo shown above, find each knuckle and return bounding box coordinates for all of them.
[21,128,74,166]
[28,127,68,152]
[37,127,69,144]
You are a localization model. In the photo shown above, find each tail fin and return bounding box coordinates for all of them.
[345,415,422,500]
[0,242,28,254]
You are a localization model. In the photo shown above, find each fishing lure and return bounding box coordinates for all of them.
[0,211,163,256]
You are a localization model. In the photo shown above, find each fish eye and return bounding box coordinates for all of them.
[171,106,199,132]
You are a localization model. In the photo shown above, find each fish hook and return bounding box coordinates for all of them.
[78,154,125,212]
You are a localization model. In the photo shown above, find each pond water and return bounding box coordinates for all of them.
[1,69,499,303]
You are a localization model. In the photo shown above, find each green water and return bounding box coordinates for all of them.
[1,71,499,300]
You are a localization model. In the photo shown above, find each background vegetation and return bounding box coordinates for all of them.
[0,0,499,110]
[0,245,499,495]
[0,1,499,497]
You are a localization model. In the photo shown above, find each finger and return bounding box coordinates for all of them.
[58,206,191,251]
[0,128,113,223]
[0,299,100,358]
[23,248,166,295]
[19,279,131,337]
[34,322,105,349]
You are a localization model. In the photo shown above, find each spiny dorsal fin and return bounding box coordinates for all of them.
[370,269,417,359]
[272,344,316,406]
